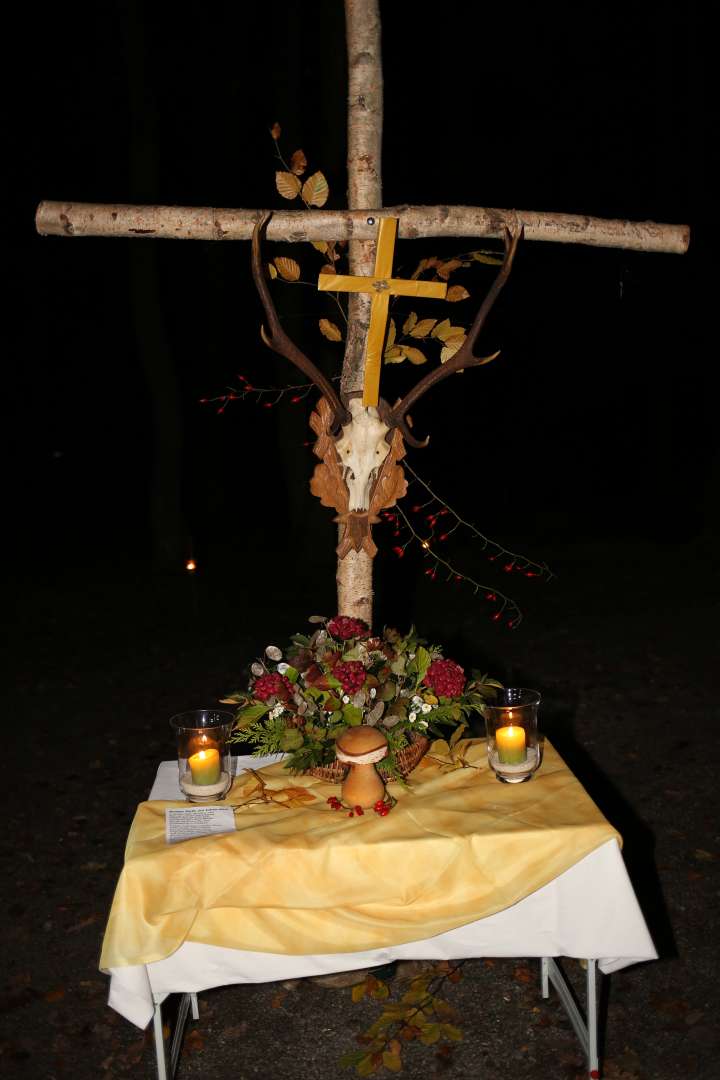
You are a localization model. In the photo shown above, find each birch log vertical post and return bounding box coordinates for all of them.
[337,0,383,625]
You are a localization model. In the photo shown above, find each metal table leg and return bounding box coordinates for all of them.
[540,958,600,1078]
[152,992,199,1080]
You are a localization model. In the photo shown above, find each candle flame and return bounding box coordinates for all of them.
[197,749,208,761]
[186,559,197,572]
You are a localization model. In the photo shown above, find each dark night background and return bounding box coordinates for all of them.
[3,2,719,1078]
[6,0,714,594]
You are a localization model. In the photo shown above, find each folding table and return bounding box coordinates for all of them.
[103,752,657,1079]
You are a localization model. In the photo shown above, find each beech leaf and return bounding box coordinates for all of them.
[319,318,343,342]
[436,259,464,280]
[386,318,397,349]
[275,171,302,200]
[403,346,428,365]
[274,257,301,282]
[446,285,470,302]
[402,312,418,335]
[311,240,329,254]
[290,149,307,176]
[270,122,282,140]
[302,171,329,207]
[267,263,278,279]
[409,318,437,339]
[319,264,337,275]
[431,318,453,341]
[384,346,406,364]
[440,338,466,364]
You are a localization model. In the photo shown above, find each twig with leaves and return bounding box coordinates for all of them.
[342,962,465,1075]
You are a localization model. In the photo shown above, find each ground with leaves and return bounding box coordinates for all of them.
[1,532,718,1079]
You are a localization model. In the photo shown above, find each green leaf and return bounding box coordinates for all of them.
[412,646,432,684]
[442,1023,463,1041]
[235,703,270,727]
[279,728,304,752]
[283,665,299,683]
[342,704,363,726]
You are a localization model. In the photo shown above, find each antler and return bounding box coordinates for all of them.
[251,211,350,432]
[384,227,524,448]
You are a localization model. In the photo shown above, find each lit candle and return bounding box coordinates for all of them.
[188,747,221,785]
[496,715,526,765]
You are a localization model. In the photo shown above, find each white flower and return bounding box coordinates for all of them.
[421,703,432,714]
[269,704,285,719]
[411,695,423,707]
[251,662,265,678]
[342,695,350,704]
[409,711,417,722]
[369,688,377,699]
[408,652,416,660]
[277,662,289,675]
[418,719,429,730]
[265,646,282,661]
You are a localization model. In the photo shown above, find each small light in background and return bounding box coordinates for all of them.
[185,559,197,573]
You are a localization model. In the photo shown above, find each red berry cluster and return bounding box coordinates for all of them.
[327,615,369,641]
[373,798,392,817]
[423,658,466,698]
[252,672,294,702]
[333,660,367,695]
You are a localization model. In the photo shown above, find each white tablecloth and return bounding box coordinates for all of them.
[107,758,657,1029]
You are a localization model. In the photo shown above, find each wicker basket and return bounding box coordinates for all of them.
[306,733,430,784]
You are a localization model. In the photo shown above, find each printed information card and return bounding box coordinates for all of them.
[165,806,236,844]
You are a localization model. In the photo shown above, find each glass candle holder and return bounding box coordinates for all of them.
[169,709,235,802]
[484,688,541,784]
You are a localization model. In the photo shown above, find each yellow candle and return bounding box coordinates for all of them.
[496,722,526,765]
[188,747,221,785]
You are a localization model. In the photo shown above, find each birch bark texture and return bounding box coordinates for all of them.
[336,0,383,626]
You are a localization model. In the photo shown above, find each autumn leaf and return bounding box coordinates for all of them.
[267,262,278,279]
[186,1029,205,1053]
[319,318,343,342]
[352,982,367,1003]
[270,121,282,140]
[290,149,307,175]
[44,989,65,1003]
[431,318,456,341]
[303,171,329,207]
[275,171,302,200]
[382,1050,402,1073]
[446,285,470,302]
[435,258,464,280]
[402,312,418,334]
[311,240,329,254]
[386,318,397,350]
[403,346,427,365]
[384,347,406,364]
[409,318,437,339]
[274,257,301,281]
[319,264,337,276]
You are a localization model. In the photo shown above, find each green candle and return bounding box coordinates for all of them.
[496,724,526,765]
[188,748,221,785]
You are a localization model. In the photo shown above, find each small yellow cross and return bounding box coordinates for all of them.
[317,218,447,407]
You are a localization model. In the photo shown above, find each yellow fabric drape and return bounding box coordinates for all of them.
[100,740,619,970]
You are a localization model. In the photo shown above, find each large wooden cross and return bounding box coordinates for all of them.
[34,0,689,625]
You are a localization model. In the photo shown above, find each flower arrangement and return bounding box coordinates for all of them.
[223,615,501,778]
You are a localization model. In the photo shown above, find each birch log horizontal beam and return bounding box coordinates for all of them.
[35,200,689,254]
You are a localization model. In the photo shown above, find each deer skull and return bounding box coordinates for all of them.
[334,398,391,511]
